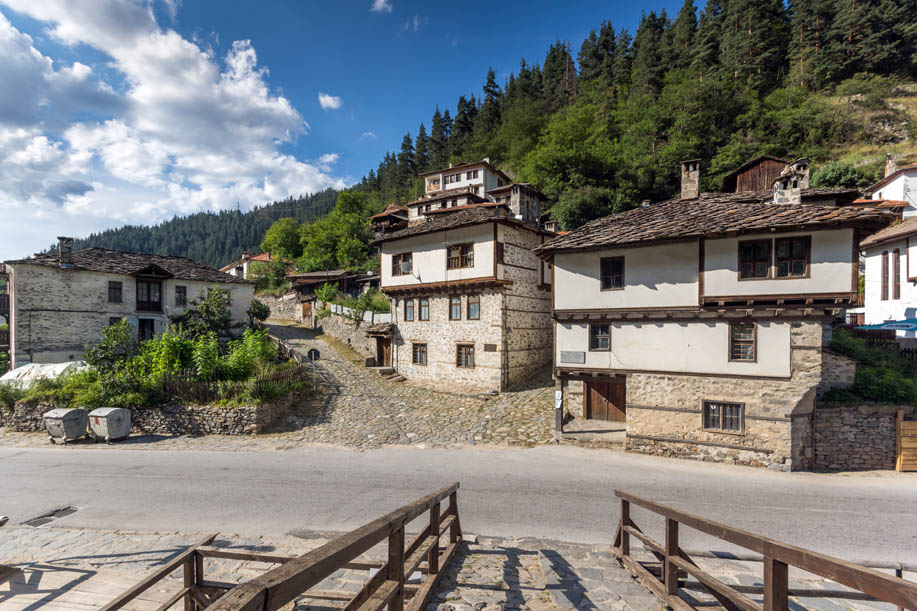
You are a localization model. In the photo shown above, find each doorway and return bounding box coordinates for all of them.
[138,319,155,342]
[585,380,626,422]
[375,337,392,367]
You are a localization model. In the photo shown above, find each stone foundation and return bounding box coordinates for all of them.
[813,404,907,471]
[318,310,377,360]
[259,293,303,322]
[817,350,857,399]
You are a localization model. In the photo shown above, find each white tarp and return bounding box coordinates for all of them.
[0,361,88,389]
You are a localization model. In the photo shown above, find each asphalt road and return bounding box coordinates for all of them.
[1,445,915,564]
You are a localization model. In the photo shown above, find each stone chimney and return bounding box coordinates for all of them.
[58,237,73,268]
[886,153,897,178]
[680,159,701,199]
[641,199,651,207]
[242,251,250,260]
[773,164,804,205]
[789,158,810,189]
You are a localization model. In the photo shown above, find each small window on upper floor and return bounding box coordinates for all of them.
[108,281,123,303]
[447,243,474,269]
[449,296,462,320]
[392,252,412,276]
[600,257,624,290]
[404,298,415,322]
[775,236,810,278]
[729,322,756,362]
[739,240,771,279]
[467,295,480,320]
[589,324,610,351]
[175,285,187,306]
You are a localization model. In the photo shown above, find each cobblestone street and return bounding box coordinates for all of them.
[0,322,555,451]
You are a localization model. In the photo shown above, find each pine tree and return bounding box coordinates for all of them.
[612,29,634,89]
[691,0,722,80]
[787,0,836,87]
[414,123,429,173]
[430,107,447,170]
[397,133,416,197]
[476,68,503,135]
[720,0,789,91]
[631,12,667,96]
[578,29,603,83]
[596,21,618,85]
[671,0,698,69]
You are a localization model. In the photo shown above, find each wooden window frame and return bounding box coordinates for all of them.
[467,294,481,320]
[419,297,430,321]
[702,400,745,435]
[774,236,811,279]
[136,279,162,312]
[404,298,415,322]
[412,342,427,366]
[600,257,624,291]
[392,252,412,277]
[893,249,901,300]
[447,243,474,269]
[449,296,462,321]
[738,239,772,280]
[456,343,475,369]
[175,285,187,306]
[589,324,611,352]
[728,322,757,363]
[882,251,889,300]
[108,281,123,303]
[108,316,122,326]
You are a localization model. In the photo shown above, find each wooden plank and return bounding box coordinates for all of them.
[406,542,457,611]
[354,580,399,611]
[342,562,389,611]
[614,490,917,609]
[619,554,693,611]
[0,565,21,586]
[665,518,679,596]
[196,548,297,564]
[438,515,455,536]
[623,525,664,557]
[155,588,191,611]
[101,533,217,611]
[387,526,405,611]
[404,536,437,579]
[669,555,762,611]
[190,585,213,608]
[300,590,358,601]
[764,557,789,611]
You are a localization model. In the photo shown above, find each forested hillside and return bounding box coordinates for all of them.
[359,0,916,229]
[65,189,339,268]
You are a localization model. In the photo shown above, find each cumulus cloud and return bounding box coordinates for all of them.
[0,0,348,259]
[370,0,392,13]
[317,152,339,172]
[317,92,342,110]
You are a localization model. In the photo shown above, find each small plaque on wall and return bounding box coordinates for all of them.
[484,344,498,352]
[560,351,586,364]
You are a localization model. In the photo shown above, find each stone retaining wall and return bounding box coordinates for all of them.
[259,293,302,322]
[814,404,907,471]
[318,310,376,360]
[0,397,291,436]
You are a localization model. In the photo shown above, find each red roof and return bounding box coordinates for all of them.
[370,202,408,219]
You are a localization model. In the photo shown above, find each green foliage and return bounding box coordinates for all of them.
[85,319,137,370]
[247,299,271,325]
[261,218,303,260]
[0,352,8,373]
[172,289,234,338]
[0,381,24,408]
[250,258,289,295]
[191,332,220,381]
[315,282,339,304]
[824,329,917,404]
[811,160,880,189]
[296,191,377,273]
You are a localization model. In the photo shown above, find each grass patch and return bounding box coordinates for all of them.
[824,329,917,404]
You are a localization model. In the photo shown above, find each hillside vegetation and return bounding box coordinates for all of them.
[69,0,916,268]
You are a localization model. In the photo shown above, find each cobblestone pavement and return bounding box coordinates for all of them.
[0,525,899,610]
[0,322,555,451]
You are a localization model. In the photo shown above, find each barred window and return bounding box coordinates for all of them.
[467,295,480,320]
[447,243,474,269]
[419,298,430,321]
[775,236,809,278]
[600,257,624,290]
[449,296,462,320]
[412,343,427,365]
[456,344,475,368]
[108,281,122,303]
[703,400,744,433]
[739,240,770,279]
[589,324,610,351]
[404,298,415,322]
[729,323,756,362]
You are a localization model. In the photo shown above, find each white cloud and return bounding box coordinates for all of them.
[402,15,426,33]
[370,0,392,13]
[163,0,181,21]
[317,152,339,172]
[317,92,342,110]
[359,131,377,140]
[0,1,348,260]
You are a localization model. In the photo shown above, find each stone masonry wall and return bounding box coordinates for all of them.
[816,349,857,399]
[813,404,906,471]
[317,309,377,360]
[1,399,283,436]
[259,293,302,322]
[622,320,827,470]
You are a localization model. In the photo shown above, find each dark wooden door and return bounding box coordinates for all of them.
[376,338,392,367]
[586,381,626,422]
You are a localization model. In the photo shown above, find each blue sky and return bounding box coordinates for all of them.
[0,0,685,260]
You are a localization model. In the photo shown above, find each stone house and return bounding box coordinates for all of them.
[372,161,555,392]
[535,159,895,470]
[219,251,272,280]
[4,238,254,368]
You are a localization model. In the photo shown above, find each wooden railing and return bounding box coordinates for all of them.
[103,483,462,611]
[611,490,917,611]
[266,332,304,365]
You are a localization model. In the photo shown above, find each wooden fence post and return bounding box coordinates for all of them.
[448,491,461,543]
[764,556,789,611]
[183,554,195,611]
[621,499,630,556]
[388,525,405,611]
[429,501,440,576]
[665,518,679,596]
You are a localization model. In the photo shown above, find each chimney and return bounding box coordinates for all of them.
[790,158,810,189]
[483,157,490,164]
[680,159,701,199]
[58,237,73,268]
[641,199,651,207]
[773,166,802,205]
[886,153,897,178]
[242,251,250,260]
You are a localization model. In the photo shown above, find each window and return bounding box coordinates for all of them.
[589,324,610,351]
[234,266,244,278]
[601,257,624,290]
[392,252,412,276]
[404,298,415,321]
[412,343,427,365]
[449,296,462,320]
[739,240,771,279]
[419,298,430,321]
[466,171,472,180]
[175,285,187,306]
[893,249,901,300]
[138,318,155,342]
[108,281,123,303]
[108,317,122,326]
[729,323,756,362]
[703,400,744,433]
[447,243,474,269]
[882,251,889,300]
[472,170,478,179]
[456,344,475,368]
[467,295,480,320]
[775,236,810,278]
[136,280,162,312]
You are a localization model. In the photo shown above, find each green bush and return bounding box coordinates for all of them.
[315,282,339,304]
[0,382,24,408]
[825,329,917,404]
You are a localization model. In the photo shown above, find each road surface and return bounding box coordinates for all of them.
[1,444,915,563]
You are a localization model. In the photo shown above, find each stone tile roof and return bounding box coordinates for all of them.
[370,202,408,219]
[860,217,917,249]
[6,248,251,283]
[535,193,896,254]
[405,187,483,207]
[371,205,515,244]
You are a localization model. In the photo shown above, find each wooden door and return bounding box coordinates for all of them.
[586,381,626,422]
[376,338,392,367]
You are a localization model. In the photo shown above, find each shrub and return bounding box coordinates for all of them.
[825,329,917,404]
[315,282,339,304]
[172,289,235,338]
[0,382,24,408]
[247,299,271,325]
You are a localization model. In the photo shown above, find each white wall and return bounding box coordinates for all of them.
[704,229,854,297]
[381,223,496,287]
[556,319,792,377]
[553,242,699,310]
[872,171,917,216]
[864,239,917,330]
